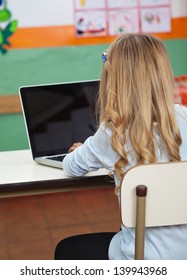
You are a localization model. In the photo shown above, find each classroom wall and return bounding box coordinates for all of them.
[4,0,187,49]
[6,0,187,26]
[0,0,187,151]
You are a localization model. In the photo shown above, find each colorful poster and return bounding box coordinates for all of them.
[108,9,139,35]
[74,0,171,37]
[141,7,171,33]
[75,11,107,37]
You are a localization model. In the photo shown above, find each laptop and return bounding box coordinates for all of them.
[19,80,100,169]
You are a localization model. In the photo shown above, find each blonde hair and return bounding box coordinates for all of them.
[98,33,182,181]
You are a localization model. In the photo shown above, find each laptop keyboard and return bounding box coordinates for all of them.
[46,155,66,162]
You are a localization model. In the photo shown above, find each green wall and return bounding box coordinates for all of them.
[0,38,187,151]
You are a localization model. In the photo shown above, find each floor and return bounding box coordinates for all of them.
[0,187,120,260]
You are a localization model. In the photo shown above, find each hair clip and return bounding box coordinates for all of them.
[102,50,108,63]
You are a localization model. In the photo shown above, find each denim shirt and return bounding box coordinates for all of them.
[63,104,187,259]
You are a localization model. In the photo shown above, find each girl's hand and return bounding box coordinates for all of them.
[68,142,83,153]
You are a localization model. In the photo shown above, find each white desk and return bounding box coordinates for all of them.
[0,150,113,198]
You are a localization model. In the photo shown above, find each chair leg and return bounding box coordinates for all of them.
[135,185,147,260]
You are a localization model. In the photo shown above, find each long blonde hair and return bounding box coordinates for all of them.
[98,33,182,180]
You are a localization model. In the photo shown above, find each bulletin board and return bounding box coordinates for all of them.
[74,0,171,37]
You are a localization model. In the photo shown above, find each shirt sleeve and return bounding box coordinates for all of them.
[174,104,187,160]
[62,123,119,177]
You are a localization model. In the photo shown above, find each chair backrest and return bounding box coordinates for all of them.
[121,161,187,228]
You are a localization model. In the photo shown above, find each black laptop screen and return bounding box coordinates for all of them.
[20,80,99,158]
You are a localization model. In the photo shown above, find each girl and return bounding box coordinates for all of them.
[55,33,187,260]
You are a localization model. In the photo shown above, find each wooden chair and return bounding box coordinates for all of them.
[120,161,187,260]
